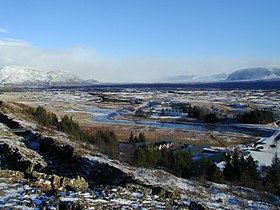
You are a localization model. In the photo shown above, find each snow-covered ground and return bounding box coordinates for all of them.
[247,129,280,166]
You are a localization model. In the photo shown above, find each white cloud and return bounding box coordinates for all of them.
[0,28,8,33]
[0,38,280,82]
[0,38,30,46]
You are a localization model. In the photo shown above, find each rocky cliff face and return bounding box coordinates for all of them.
[0,107,279,209]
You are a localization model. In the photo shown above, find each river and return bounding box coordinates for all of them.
[69,106,275,138]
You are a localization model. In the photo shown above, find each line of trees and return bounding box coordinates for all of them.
[133,147,224,183]
[223,151,280,195]
[134,142,280,195]
[238,109,275,124]
[203,109,275,124]
[26,106,89,142]
[25,106,119,157]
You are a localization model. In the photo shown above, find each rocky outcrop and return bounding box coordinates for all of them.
[0,140,47,173]
[30,171,89,192]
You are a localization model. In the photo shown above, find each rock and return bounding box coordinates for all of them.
[51,175,62,190]
[31,179,53,192]
[61,175,89,191]
[30,171,88,192]
[0,169,25,181]
[0,141,47,173]
[143,188,152,196]
[189,201,208,210]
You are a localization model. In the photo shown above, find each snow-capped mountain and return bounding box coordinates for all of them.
[226,67,280,81]
[0,65,97,86]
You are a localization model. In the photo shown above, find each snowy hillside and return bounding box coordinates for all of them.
[226,67,280,81]
[0,65,97,86]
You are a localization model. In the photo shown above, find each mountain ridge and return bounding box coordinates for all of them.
[0,65,98,86]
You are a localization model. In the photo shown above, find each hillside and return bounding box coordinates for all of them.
[226,67,280,81]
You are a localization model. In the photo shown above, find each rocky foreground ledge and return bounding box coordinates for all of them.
[0,111,279,209]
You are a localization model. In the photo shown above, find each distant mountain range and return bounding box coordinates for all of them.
[0,65,98,86]
[164,68,280,83]
[1,65,280,87]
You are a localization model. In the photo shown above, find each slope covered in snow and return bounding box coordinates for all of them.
[226,67,280,81]
[0,65,97,86]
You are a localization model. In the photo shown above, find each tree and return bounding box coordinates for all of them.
[223,151,242,181]
[172,151,192,178]
[205,113,219,123]
[34,106,50,126]
[138,132,146,142]
[129,132,146,144]
[265,155,280,195]
[192,106,201,118]
[209,166,225,183]
[239,109,275,124]
[49,112,59,127]
[239,156,259,188]
[95,130,119,157]
[135,146,161,168]
[129,132,134,144]
[193,158,224,183]
[57,115,89,142]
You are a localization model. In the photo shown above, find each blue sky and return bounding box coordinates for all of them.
[0,0,280,82]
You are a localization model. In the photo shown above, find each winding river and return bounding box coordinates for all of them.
[66,105,275,138]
